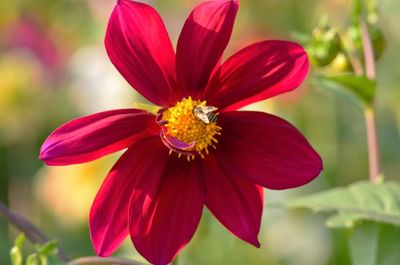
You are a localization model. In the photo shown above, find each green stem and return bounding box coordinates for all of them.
[343,35,364,76]
[360,17,380,183]
[364,107,380,183]
[360,19,376,80]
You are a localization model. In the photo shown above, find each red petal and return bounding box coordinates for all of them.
[176,0,238,96]
[217,111,322,190]
[129,157,205,265]
[203,157,263,247]
[40,109,157,166]
[89,136,162,256]
[106,0,179,107]
[205,40,309,111]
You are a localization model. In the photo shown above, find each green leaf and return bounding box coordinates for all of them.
[326,211,364,228]
[37,240,58,256]
[315,74,376,105]
[10,246,23,265]
[15,234,25,250]
[351,0,363,21]
[26,254,39,265]
[285,181,400,228]
[349,221,400,265]
[10,233,26,265]
[39,254,47,265]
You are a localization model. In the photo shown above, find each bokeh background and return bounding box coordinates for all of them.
[0,0,399,264]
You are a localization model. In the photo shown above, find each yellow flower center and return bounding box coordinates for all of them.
[162,97,222,159]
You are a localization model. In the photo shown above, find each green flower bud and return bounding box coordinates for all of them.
[325,53,352,73]
[308,26,341,67]
[368,23,386,60]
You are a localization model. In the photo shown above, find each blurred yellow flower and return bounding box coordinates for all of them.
[34,155,117,227]
[0,51,43,142]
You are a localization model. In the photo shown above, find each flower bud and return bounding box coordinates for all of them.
[368,23,386,60]
[324,53,352,74]
[308,26,341,67]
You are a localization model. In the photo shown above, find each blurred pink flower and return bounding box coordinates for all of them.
[40,0,322,264]
[5,16,62,72]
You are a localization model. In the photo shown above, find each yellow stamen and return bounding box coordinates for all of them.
[163,97,222,159]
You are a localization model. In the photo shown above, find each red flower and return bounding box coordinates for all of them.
[40,0,322,264]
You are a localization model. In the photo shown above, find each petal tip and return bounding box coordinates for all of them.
[90,232,114,258]
[97,250,110,258]
[38,152,45,162]
[38,155,49,165]
[314,153,324,173]
[96,247,115,258]
[89,213,115,258]
[38,148,51,165]
[248,237,261,248]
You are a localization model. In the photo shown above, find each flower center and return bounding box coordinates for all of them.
[161,97,221,159]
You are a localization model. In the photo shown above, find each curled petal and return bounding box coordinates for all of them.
[216,111,323,190]
[106,0,179,106]
[155,112,168,126]
[176,0,239,96]
[129,157,205,265]
[40,109,157,166]
[160,137,197,156]
[90,136,162,256]
[160,127,195,151]
[206,40,309,111]
[203,157,263,247]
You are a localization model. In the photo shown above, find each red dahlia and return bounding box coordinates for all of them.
[40,0,323,264]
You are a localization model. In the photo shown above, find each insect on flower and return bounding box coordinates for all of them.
[39,0,323,265]
[193,105,218,124]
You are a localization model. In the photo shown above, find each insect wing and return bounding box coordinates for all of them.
[200,106,218,114]
[193,108,210,124]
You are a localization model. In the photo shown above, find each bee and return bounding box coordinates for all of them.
[193,105,218,124]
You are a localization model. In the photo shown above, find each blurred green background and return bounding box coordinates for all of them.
[0,0,399,264]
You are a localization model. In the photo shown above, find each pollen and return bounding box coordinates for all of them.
[162,97,221,158]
